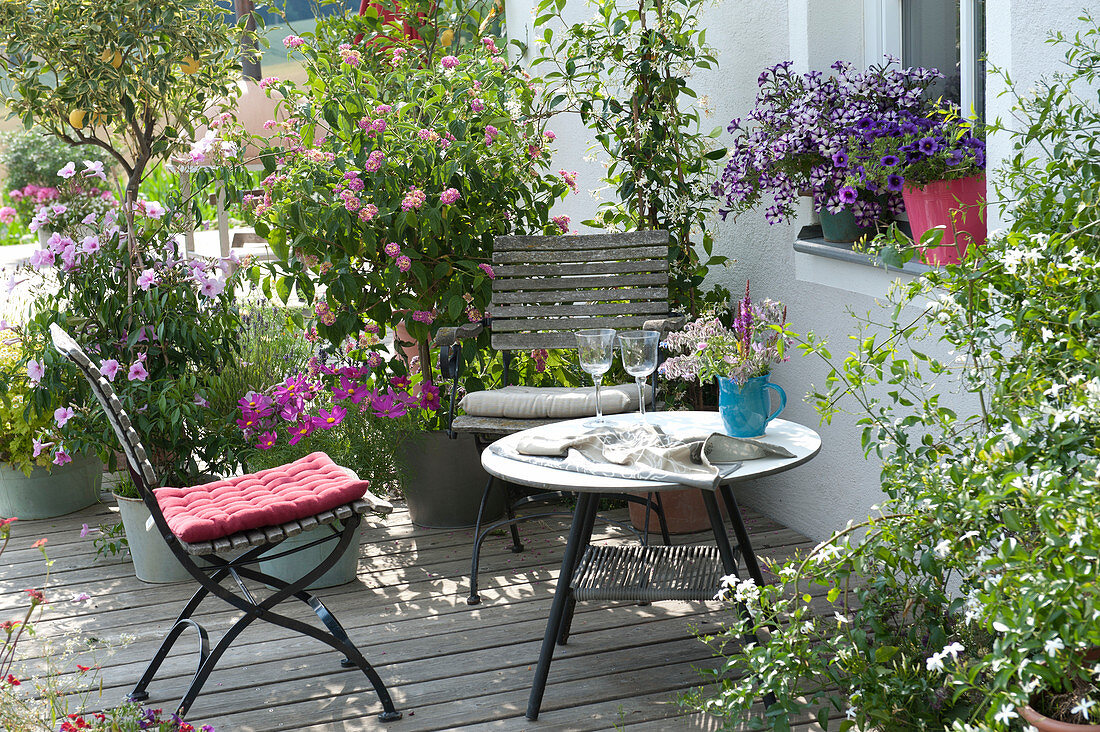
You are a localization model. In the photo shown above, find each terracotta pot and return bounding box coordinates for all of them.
[1019,705,1100,731]
[628,488,728,534]
[902,174,986,265]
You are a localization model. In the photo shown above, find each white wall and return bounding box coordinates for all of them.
[510,0,1090,542]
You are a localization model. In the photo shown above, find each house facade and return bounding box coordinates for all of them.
[508,0,1085,541]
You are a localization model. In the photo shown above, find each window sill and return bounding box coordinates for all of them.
[793,225,930,299]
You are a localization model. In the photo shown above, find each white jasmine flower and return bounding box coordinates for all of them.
[1045,636,1065,655]
[994,704,1018,724]
[926,652,945,672]
[942,642,964,660]
[1072,698,1096,720]
[934,539,952,558]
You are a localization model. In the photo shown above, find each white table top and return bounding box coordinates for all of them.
[481,412,822,494]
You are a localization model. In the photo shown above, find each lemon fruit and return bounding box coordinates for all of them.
[99,49,122,69]
[440,28,454,47]
[180,56,200,75]
[68,108,86,128]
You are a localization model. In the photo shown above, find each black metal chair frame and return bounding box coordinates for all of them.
[50,324,401,722]
[435,231,685,606]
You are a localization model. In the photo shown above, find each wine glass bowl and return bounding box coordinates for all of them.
[575,328,617,425]
[617,330,660,419]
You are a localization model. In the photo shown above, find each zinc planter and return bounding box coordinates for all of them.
[0,455,103,519]
[258,522,363,589]
[115,494,194,584]
[399,431,505,529]
[818,207,878,244]
[902,174,986,265]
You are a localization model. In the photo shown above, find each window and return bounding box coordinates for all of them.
[865,0,986,118]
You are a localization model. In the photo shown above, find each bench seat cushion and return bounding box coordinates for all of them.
[458,384,651,420]
[154,452,370,543]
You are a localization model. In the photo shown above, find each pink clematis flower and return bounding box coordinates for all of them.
[99,359,120,382]
[53,406,75,428]
[127,360,149,382]
[26,359,45,385]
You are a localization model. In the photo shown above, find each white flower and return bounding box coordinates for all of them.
[994,704,1018,724]
[926,652,945,672]
[1044,636,1065,655]
[833,611,850,625]
[845,706,857,720]
[934,539,952,558]
[942,642,965,660]
[1071,698,1096,720]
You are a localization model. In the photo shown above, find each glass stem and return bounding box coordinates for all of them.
[637,376,647,418]
[594,375,603,418]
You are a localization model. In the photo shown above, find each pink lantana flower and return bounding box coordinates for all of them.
[552,215,570,233]
[440,188,461,205]
[283,35,305,48]
[396,255,412,272]
[478,263,494,279]
[441,55,459,69]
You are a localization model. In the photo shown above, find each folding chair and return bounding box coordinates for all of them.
[50,324,401,722]
[435,231,685,605]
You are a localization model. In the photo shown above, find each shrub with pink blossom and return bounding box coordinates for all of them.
[8,186,248,484]
[241,18,572,388]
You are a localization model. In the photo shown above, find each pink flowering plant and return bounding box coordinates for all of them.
[659,283,790,387]
[239,18,569,383]
[9,186,247,483]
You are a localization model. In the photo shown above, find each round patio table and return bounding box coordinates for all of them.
[481,411,821,721]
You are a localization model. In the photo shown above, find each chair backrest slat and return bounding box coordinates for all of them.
[489,231,671,352]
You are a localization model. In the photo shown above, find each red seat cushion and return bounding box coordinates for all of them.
[154,453,370,544]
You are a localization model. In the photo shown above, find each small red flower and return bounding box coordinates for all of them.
[31,537,47,549]
[4,674,20,685]
[76,664,90,672]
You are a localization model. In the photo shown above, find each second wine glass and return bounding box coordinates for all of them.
[575,328,617,426]
[618,330,660,420]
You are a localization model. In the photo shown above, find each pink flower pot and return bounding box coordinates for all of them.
[902,174,986,265]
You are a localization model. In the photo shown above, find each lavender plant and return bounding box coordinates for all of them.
[660,283,789,387]
[714,58,942,227]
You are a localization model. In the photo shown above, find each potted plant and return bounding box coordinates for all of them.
[0,333,102,519]
[844,106,986,265]
[713,58,941,243]
[627,284,790,534]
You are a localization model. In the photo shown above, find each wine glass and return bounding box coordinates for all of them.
[618,330,660,420]
[575,328,616,426]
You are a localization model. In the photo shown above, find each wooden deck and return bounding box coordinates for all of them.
[2,495,834,731]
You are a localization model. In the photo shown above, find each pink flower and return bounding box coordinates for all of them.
[470,98,485,113]
[137,268,157,291]
[199,276,226,298]
[29,249,55,269]
[559,169,578,193]
[482,37,499,54]
[32,437,52,458]
[544,131,556,141]
[26,359,45,385]
[194,393,209,408]
[358,204,378,222]
[288,420,313,446]
[314,406,347,430]
[81,160,106,181]
[478,263,494,279]
[57,162,77,179]
[283,35,304,48]
[552,215,570,233]
[396,255,412,272]
[375,104,392,115]
[441,55,459,69]
[372,118,387,133]
[412,310,434,324]
[0,207,15,224]
[340,48,362,66]
[401,187,426,211]
[384,242,401,258]
[127,361,149,382]
[255,431,278,450]
[99,359,120,382]
[259,76,280,89]
[53,406,74,428]
[440,188,461,205]
[364,150,385,172]
[483,125,499,146]
[53,446,72,466]
[80,235,100,254]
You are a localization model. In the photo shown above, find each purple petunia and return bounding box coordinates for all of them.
[917,136,940,155]
[886,173,905,192]
[838,186,858,205]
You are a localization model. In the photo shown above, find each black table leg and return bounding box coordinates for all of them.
[719,484,766,585]
[526,491,597,721]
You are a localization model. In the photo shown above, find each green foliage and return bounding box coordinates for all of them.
[0,0,253,205]
[240,17,566,374]
[533,0,728,314]
[695,14,1100,730]
[0,340,56,474]
[0,128,114,191]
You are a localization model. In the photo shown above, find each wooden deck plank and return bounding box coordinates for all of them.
[3,503,814,730]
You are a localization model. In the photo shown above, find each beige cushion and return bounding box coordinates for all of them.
[459,384,652,420]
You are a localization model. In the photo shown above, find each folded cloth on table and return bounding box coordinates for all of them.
[492,421,795,490]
